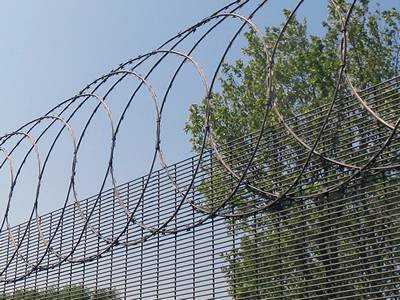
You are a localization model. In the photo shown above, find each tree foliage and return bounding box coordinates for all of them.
[186,1,399,147]
[186,1,399,299]
[0,286,119,300]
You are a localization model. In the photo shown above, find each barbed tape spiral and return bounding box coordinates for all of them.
[0,0,398,283]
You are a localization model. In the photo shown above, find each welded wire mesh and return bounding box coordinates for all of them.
[0,0,399,299]
[0,75,398,299]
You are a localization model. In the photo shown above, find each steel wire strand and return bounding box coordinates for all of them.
[74,0,273,252]
[179,0,305,221]
[223,225,400,285]
[1,93,126,281]
[0,1,400,296]
[3,110,396,258]
[76,0,255,244]
[273,104,400,171]
[250,0,357,210]
[208,0,392,209]
[203,111,399,207]
[0,116,77,282]
[0,2,256,284]
[195,0,351,218]
[121,0,273,237]
[2,91,390,272]
[208,1,395,217]
[0,93,125,282]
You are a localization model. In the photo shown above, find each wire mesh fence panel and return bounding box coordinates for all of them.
[0,1,399,299]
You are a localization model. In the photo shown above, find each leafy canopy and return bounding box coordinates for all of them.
[185,1,399,298]
[185,1,399,149]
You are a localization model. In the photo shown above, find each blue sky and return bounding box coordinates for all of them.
[0,0,398,225]
[0,1,234,225]
[0,1,225,128]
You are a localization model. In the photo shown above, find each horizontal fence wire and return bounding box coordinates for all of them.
[0,75,398,299]
[0,0,399,298]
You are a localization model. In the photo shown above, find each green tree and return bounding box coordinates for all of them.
[1,285,120,300]
[186,1,399,299]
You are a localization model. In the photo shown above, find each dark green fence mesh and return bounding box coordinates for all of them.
[0,76,398,299]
